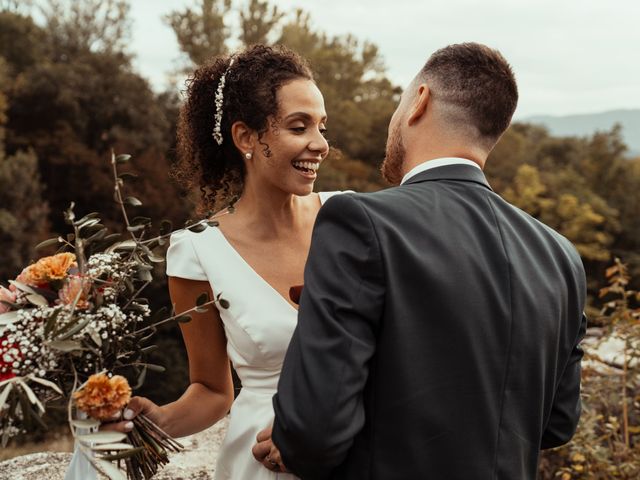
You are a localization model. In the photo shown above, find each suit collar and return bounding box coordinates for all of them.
[401,164,493,191]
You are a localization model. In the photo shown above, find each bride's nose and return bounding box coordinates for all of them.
[308,129,329,156]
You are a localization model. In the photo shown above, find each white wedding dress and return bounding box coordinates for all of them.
[166,192,342,480]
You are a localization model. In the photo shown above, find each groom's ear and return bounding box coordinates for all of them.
[406,84,431,126]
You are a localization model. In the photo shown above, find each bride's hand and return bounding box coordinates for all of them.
[100,396,163,433]
[252,425,290,473]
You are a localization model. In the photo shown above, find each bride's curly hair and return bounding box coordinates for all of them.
[172,44,314,214]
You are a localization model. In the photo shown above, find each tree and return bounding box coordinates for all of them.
[38,0,131,59]
[2,10,190,237]
[165,0,231,66]
[503,165,613,263]
[0,56,49,279]
[0,9,48,76]
[239,0,283,47]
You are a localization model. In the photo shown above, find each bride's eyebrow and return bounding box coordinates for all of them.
[284,112,328,122]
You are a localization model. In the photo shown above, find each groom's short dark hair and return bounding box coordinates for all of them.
[420,43,518,145]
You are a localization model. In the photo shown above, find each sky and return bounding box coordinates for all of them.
[129,0,640,120]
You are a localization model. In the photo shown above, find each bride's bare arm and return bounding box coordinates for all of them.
[105,277,234,438]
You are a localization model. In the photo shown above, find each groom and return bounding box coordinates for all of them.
[253,43,586,479]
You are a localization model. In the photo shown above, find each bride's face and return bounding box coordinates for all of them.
[248,79,329,196]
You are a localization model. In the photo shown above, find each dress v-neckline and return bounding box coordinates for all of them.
[210,226,299,313]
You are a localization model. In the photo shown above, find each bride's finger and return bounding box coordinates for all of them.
[123,396,147,420]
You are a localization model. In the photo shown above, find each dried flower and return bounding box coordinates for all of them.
[58,275,92,310]
[0,336,19,381]
[17,252,77,286]
[0,286,16,314]
[74,373,131,420]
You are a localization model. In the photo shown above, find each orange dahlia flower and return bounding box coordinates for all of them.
[17,252,77,286]
[73,373,132,420]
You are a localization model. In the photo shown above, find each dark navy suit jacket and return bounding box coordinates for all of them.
[273,165,586,480]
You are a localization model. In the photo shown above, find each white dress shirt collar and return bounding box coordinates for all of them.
[400,157,482,185]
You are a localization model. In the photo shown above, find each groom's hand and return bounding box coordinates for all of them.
[252,425,290,473]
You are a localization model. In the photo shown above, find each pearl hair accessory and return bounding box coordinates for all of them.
[212,58,235,145]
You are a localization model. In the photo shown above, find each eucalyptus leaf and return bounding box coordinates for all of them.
[140,345,158,354]
[134,367,147,390]
[28,376,63,394]
[118,172,138,180]
[35,237,62,250]
[132,216,151,226]
[86,228,108,244]
[148,252,165,263]
[103,233,122,243]
[93,442,136,451]
[187,223,207,233]
[77,431,127,445]
[76,212,101,224]
[106,240,137,253]
[176,314,192,323]
[138,269,153,283]
[144,363,166,372]
[77,218,101,230]
[26,293,49,307]
[48,340,83,352]
[8,280,37,295]
[0,383,13,408]
[207,220,220,227]
[115,154,131,164]
[219,299,230,310]
[125,196,142,207]
[43,309,61,336]
[127,225,146,233]
[195,306,208,313]
[160,219,173,235]
[0,311,19,325]
[89,329,103,347]
[196,292,209,306]
[16,379,45,413]
[71,419,101,429]
[57,316,92,341]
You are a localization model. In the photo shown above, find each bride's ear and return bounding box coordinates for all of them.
[407,84,431,126]
[231,121,255,157]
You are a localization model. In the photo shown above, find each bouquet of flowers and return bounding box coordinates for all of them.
[0,152,227,479]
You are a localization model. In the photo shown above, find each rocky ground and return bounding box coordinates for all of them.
[0,417,228,480]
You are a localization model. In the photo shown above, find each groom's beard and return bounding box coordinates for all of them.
[381,123,406,185]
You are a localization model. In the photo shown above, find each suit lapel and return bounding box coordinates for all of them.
[402,164,493,192]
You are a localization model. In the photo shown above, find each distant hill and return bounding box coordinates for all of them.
[525,109,640,157]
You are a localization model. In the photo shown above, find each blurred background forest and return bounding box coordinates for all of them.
[1,0,639,477]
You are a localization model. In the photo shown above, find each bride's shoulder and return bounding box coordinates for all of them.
[166,227,210,281]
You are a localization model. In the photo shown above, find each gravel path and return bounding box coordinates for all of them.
[0,417,229,480]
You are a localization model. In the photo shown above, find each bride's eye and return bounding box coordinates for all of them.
[290,126,306,134]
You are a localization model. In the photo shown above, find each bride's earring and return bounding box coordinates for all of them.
[245,152,252,160]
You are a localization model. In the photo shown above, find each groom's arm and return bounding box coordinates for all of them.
[272,193,384,479]
[541,312,587,449]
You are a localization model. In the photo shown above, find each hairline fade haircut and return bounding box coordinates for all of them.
[416,42,518,149]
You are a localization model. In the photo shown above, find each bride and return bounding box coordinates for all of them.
[106,44,337,479]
